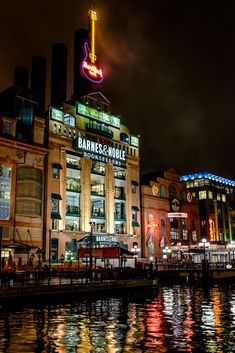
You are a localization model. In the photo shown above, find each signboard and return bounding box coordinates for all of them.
[50,107,64,122]
[130,135,139,147]
[168,212,188,218]
[74,136,125,166]
[80,9,103,84]
[0,165,12,220]
[76,103,120,128]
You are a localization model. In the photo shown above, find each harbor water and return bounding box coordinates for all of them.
[0,283,235,352]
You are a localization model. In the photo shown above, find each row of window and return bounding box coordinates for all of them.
[198,190,226,202]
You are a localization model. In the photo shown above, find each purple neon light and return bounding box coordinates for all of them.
[80,42,103,84]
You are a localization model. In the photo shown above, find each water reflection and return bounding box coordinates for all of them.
[0,285,235,352]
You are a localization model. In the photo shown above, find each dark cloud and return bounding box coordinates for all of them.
[1,0,235,179]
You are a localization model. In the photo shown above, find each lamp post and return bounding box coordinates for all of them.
[199,238,210,271]
[60,253,65,264]
[131,244,140,268]
[199,238,210,261]
[162,246,172,262]
[89,222,94,272]
[227,240,235,262]
[49,229,52,273]
[36,248,42,268]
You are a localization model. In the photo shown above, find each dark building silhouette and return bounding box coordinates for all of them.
[14,67,29,88]
[72,28,89,100]
[31,56,46,117]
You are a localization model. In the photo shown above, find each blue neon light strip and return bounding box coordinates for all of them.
[180,172,235,187]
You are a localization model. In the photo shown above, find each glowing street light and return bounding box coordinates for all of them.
[162,246,172,262]
[227,240,235,261]
[199,238,210,261]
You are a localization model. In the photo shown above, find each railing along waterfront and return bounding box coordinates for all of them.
[0,268,155,292]
[0,262,234,295]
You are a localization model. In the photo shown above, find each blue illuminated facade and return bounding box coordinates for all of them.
[180,172,235,245]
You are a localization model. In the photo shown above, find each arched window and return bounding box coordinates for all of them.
[169,183,177,199]
[160,185,165,197]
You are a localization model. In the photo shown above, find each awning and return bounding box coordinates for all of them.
[1,242,38,250]
[132,221,140,227]
[131,180,139,186]
[132,206,139,211]
[52,163,63,169]
[51,193,62,200]
[51,212,62,220]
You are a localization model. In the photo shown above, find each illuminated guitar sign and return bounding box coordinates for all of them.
[80,9,103,84]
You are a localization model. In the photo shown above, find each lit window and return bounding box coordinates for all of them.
[199,191,207,200]
[222,194,226,202]
[208,191,213,199]
[217,194,221,201]
[160,185,165,197]
[64,114,76,127]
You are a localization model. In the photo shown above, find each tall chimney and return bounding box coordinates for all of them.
[51,43,67,107]
[31,56,46,117]
[14,67,29,87]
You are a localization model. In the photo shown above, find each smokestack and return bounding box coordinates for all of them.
[31,56,46,117]
[51,43,67,107]
[72,28,89,100]
[14,67,29,87]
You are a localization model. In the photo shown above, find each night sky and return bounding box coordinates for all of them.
[1,0,235,179]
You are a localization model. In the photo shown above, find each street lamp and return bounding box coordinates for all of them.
[36,248,42,267]
[60,253,65,264]
[131,244,140,267]
[162,246,172,262]
[199,238,210,262]
[89,222,94,271]
[227,241,235,262]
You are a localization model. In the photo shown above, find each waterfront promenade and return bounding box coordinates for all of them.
[0,262,234,303]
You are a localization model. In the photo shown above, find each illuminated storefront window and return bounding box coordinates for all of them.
[114,167,125,180]
[0,165,12,220]
[91,161,105,175]
[208,191,213,199]
[182,219,187,240]
[199,191,207,200]
[170,218,179,240]
[114,186,125,199]
[91,199,105,218]
[91,183,105,196]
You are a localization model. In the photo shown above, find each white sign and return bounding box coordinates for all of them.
[75,137,126,163]
[96,235,117,242]
[168,212,188,218]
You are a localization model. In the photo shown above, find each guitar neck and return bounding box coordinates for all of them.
[89,9,97,63]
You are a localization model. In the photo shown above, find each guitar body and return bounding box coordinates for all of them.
[80,42,103,84]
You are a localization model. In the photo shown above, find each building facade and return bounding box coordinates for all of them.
[180,172,235,262]
[0,85,47,269]
[45,92,141,266]
[141,169,201,263]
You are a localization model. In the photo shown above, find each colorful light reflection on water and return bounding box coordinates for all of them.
[0,284,235,352]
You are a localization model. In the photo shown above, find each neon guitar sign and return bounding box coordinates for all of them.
[80,9,103,84]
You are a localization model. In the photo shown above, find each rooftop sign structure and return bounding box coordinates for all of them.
[80,9,103,84]
[76,102,120,128]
